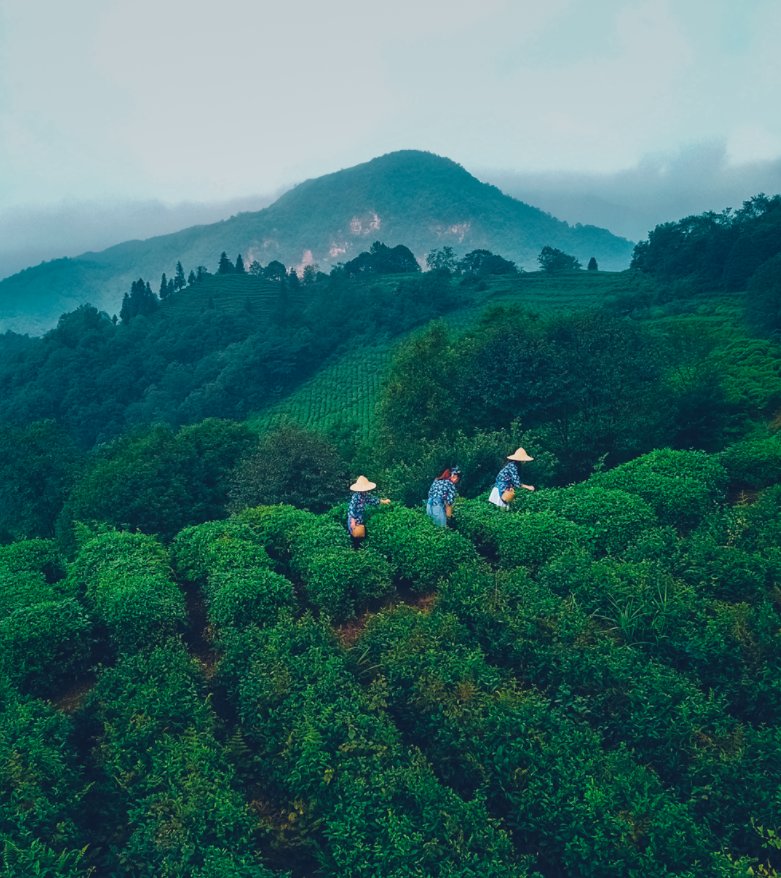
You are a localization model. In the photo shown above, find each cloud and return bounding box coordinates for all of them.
[0,192,278,280]
[479,143,781,241]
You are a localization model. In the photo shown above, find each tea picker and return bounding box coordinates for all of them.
[425,467,461,527]
[347,475,391,548]
[488,448,535,508]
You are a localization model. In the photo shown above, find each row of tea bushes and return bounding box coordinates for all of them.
[172,519,295,631]
[456,448,730,566]
[585,448,730,532]
[229,505,395,622]
[436,563,780,860]
[454,459,780,726]
[536,548,781,725]
[174,519,529,876]
[455,500,586,571]
[66,531,186,655]
[365,505,479,592]
[0,539,90,697]
[0,678,92,876]
[354,605,749,878]
[80,639,282,878]
[438,563,730,781]
[217,616,530,878]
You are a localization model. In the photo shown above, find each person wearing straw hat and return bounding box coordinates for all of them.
[489,448,535,508]
[425,466,461,527]
[347,475,390,547]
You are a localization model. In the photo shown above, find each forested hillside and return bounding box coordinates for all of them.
[2,198,781,876]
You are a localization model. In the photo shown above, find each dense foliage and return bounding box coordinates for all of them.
[0,262,459,450]
[2,433,781,874]
[630,194,781,300]
[376,309,712,481]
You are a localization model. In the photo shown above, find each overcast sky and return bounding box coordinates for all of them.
[2,0,781,278]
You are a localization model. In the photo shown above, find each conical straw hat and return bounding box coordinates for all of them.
[507,447,534,462]
[350,475,377,492]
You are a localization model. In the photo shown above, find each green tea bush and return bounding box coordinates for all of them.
[173,518,300,633]
[284,516,394,621]
[91,571,187,654]
[288,517,351,561]
[619,524,681,567]
[357,605,724,877]
[589,448,728,531]
[367,506,479,592]
[190,848,285,878]
[0,838,92,878]
[0,570,57,617]
[0,538,65,582]
[456,497,586,574]
[66,529,170,593]
[0,598,91,695]
[678,532,771,603]
[526,485,658,555]
[438,565,739,786]
[217,617,527,877]
[70,531,186,654]
[0,687,89,869]
[118,733,278,878]
[451,498,501,557]
[171,519,273,583]
[206,568,296,630]
[730,485,781,553]
[294,546,394,623]
[538,550,699,652]
[682,598,781,724]
[84,640,279,877]
[234,504,316,562]
[688,722,781,859]
[721,432,781,490]
[494,510,586,571]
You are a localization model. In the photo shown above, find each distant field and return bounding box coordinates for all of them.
[248,269,662,437]
[162,273,309,321]
[250,342,391,438]
[244,270,766,441]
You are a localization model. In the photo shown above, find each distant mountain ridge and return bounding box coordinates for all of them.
[0,150,634,335]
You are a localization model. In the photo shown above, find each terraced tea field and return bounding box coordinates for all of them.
[250,342,391,437]
[161,273,310,320]
[249,269,662,435]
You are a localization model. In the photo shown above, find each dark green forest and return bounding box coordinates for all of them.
[1,197,781,877]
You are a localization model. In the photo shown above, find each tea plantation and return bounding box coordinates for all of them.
[2,443,780,876]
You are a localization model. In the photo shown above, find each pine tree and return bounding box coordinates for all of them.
[175,261,186,290]
[235,254,246,274]
[159,273,169,297]
[218,252,234,274]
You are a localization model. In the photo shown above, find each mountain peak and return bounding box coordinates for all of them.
[0,151,634,334]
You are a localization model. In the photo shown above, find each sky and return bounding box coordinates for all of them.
[1,0,781,278]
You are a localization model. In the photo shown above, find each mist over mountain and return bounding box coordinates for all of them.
[0,151,633,336]
[0,194,279,282]
[483,145,781,242]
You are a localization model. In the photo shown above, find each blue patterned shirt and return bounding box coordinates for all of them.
[348,491,380,524]
[495,462,521,492]
[427,478,458,507]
